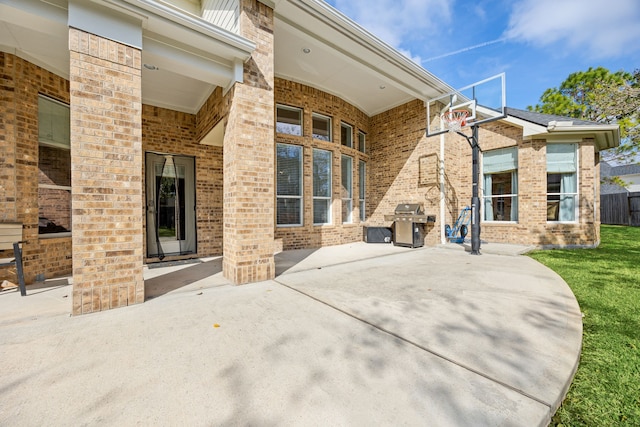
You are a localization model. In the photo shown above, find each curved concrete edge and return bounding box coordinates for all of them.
[0,242,585,425]
[536,263,584,420]
[276,244,586,425]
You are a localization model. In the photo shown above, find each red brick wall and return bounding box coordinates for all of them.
[0,52,71,283]
[274,79,371,250]
[142,105,224,259]
[369,100,440,246]
[371,101,602,248]
[1,52,229,287]
[449,123,601,247]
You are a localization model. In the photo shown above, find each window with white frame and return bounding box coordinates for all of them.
[276,105,302,136]
[341,122,353,148]
[358,131,366,153]
[482,147,518,221]
[313,149,332,225]
[341,155,353,223]
[547,143,578,222]
[359,160,366,221]
[312,113,332,141]
[276,143,303,226]
[38,95,72,236]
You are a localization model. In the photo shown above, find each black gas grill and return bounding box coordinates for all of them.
[384,203,436,248]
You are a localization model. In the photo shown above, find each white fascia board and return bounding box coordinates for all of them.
[501,114,620,151]
[546,124,620,151]
[500,115,547,138]
[69,1,143,49]
[98,0,255,61]
[277,0,452,100]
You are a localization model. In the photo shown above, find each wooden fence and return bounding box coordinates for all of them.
[601,192,640,226]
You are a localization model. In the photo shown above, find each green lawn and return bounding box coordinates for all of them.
[528,225,640,426]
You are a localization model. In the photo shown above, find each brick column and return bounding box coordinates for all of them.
[69,29,144,314]
[222,0,275,284]
[0,53,17,222]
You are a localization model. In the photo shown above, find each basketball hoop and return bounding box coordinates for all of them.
[441,110,469,132]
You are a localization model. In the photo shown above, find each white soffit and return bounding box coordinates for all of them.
[0,0,255,114]
[273,0,451,116]
[0,0,69,78]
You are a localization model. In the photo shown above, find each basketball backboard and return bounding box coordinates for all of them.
[426,73,506,137]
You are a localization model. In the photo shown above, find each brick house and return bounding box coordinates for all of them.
[0,0,619,314]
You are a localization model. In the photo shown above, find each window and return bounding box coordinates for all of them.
[341,122,353,148]
[482,147,518,222]
[341,155,353,223]
[547,143,577,221]
[276,144,303,226]
[312,113,332,141]
[276,105,302,136]
[358,131,366,153]
[313,149,332,225]
[38,95,71,236]
[359,160,366,221]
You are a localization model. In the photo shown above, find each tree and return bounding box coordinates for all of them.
[528,67,639,164]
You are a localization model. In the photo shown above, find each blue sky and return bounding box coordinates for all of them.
[324,0,640,109]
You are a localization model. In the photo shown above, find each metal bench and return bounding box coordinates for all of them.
[0,223,26,296]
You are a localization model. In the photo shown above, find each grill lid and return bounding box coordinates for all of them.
[394,203,424,215]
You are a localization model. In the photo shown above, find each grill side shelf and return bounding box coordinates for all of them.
[383,215,436,223]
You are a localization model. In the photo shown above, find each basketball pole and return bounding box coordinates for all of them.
[470,125,481,255]
[455,124,481,255]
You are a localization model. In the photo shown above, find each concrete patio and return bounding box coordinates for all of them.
[0,242,581,426]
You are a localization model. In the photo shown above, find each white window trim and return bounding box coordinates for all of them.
[312,112,332,141]
[342,155,353,224]
[358,131,366,153]
[480,147,519,223]
[341,122,353,148]
[313,148,332,225]
[359,160,366,222]
[276,104,303,136]
[547,143,579,223]
[276,143,303,227]
[38,95,72,237]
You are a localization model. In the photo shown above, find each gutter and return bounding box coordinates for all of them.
[546,122,621,151]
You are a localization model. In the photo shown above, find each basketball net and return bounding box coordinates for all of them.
[441,110,469,132]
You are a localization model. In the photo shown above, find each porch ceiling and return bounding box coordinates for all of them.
[1,0,452,117]
[0,0,250,115]
[272,0,452,116]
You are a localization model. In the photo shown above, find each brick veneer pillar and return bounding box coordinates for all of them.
[222,0,275,284]
[69,29,144,314]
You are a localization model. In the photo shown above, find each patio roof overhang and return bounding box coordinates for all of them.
[1,0,453,118]
[502,116,621,152]
[272,0,452,116]
[0,0,255,114]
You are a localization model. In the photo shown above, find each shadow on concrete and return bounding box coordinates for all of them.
[274,248,318,276]
[1,277,70,298]
[145,258,223,300]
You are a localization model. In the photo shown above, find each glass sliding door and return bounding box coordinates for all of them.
[146,153,196,258]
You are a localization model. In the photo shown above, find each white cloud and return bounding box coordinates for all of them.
[330,0,451,56]
[505,0,640,58]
